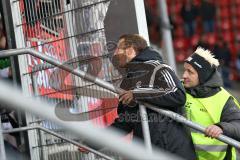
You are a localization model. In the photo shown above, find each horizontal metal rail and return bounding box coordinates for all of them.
[1,48,240,149]
[0,48,121,93]
[5,48,152,150]
[3,126,114,160]
[0,80,181,160]
[144,104,240,148]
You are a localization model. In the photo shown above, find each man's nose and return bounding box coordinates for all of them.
[182,71,187,79]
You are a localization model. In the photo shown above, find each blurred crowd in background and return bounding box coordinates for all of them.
[144,0,240,88]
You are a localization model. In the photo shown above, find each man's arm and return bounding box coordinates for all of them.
[109,103,135,134]
[132,67,186,110]
[215,97,240,141]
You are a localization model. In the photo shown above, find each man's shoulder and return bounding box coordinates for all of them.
[143,60,161,66]
[127,60,174,76]
[143,60,172,70]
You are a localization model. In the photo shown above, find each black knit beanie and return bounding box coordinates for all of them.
[185,52,217,84]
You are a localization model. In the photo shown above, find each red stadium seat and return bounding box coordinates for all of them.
[222,31,234,43]
[193,0,201,6]
[174,15,184,25]
[218,0,229,7]
[175,50,187,63]
[219,8,231,19]
[166,0,171,5]
[235,20,240,30]
[220,19,232,31]
[230,6,237,17]
[235,32,240,42]
[172,3,182,14]
[174,26,185,37]
[236,0,240,5]
[229,44,237,56]
[191,34,200,47]
[206,33,216,46]
[148,0,157,8]
[236,5,240,17]
[174,38,188,50]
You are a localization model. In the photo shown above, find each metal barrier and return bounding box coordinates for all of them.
[0,48,240,149]
[0,80,181,160]
[0,47,152,154]
[7,0,153,159]
[0,48,152,159]
[2,0,238,159]
[10,2,121,158]
[30,64,121,160]
[2,125,114,160]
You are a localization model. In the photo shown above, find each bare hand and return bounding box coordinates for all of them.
[78,147,89,154]
[205,125,223,138]
[119,90,134,105]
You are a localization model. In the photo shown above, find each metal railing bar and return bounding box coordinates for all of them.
[15,28,105,51]
[144,103,240,149]
[2,125,114,160]
[30,82,119,98]
[139,104,152,152]
[0,48,240,149]
[23,53,112,74]
[0,48,121,92]
[15,0,111,26]
[0,80,180,160]
[8,48,151,149]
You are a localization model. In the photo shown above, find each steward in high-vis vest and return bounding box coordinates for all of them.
[183,47,240,160]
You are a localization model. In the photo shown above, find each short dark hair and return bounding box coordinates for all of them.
[119,34,148,54]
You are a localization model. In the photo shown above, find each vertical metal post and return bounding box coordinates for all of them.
[157,0,177,72]
[139,104,152,152]
[134,0,152,152]
[0,116,6,160]
[133,0,150,44]
[31,72,45,160]
[1,0,20,86]
[2,0,26,151]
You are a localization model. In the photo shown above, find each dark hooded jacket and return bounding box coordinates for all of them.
[111,47,196,160]
[186,70,240,159]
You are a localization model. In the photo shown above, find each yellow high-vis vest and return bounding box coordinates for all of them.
[186,88,239,160]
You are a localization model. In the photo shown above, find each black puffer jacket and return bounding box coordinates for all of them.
[111,47,196,160]
[186,70,240,159]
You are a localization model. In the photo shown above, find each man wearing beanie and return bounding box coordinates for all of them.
[183,47,240,160]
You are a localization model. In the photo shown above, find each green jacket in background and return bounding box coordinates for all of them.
[0,58,10,69]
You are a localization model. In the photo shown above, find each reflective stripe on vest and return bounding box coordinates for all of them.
[195,144,228,152]
[186,88,240,160]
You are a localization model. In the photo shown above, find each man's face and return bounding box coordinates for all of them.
[182,63,199,88]
[113,39,136,68]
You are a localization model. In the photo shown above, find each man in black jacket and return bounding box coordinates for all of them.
[111,34,196,159]
[182,47,240,160]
